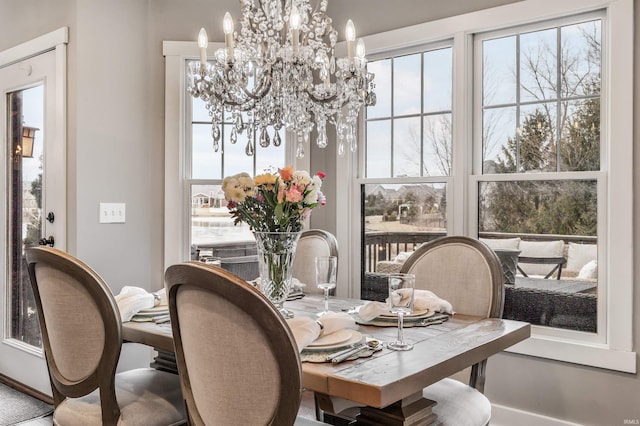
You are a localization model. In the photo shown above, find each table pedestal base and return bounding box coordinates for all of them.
[355,395,437,426]
[151,349,178,374]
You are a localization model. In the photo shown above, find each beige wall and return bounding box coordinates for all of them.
[1,0,637,423]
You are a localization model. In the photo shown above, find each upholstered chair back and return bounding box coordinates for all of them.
[400,236,504,396]
[400,236,504,318]
[165,262,302,425]
[26,248,121,405]
[292,229,339,295]
[25,247,186,426]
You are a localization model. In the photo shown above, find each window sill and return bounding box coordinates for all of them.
[505,332,636,373]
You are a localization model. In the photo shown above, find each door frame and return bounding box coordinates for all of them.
[0,28,68,395]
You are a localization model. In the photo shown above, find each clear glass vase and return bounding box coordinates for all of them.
[254,231,302,318]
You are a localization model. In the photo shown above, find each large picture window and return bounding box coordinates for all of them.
[349,0,634,372]
[476,17,601,333]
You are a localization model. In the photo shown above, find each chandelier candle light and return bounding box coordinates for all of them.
[187,0,376,158]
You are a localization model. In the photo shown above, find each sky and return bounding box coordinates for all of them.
[21,85,44,184]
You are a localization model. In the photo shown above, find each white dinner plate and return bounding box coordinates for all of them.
[304,330,362,351]
[379,308,434,319]
[308,329,353,347]
[133,306,169,319]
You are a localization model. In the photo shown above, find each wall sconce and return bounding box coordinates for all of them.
[21,125,39,158]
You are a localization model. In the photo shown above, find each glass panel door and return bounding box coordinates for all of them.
[0,44,65,395]
[7,86,44,348]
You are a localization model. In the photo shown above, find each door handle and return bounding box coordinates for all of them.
[38,236,54,247]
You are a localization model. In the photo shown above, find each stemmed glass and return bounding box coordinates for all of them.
[387,273,415,351]
[315,256,337,316]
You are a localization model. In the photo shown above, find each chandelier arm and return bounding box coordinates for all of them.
[240,74,272,100]
[211,91,257,110]
[305,88,339,105]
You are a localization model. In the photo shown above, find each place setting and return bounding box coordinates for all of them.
[300,329,382,363]
[354,276,453,330]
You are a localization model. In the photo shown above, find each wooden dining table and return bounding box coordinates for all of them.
[122,295,530,425]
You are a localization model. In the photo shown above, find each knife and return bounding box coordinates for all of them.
[329,344,369,363]
[325,344,366,362]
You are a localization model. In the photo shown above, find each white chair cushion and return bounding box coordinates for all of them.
[518,240,565,277]
[423,378,491,426]
[53,368,185,425]
[394,251,414,262]
[566,243,597,273]
[577,259,598,280]
[479,237,521,250]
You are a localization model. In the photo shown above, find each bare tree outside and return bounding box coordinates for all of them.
[480,19,600,237]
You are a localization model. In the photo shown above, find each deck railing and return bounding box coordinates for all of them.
[363,231,446,272]
[363,231,597,273]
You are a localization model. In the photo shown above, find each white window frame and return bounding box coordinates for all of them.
[163,41,307,268]
[343,0,634,372]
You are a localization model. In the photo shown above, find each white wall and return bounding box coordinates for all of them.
[1,0,638,423]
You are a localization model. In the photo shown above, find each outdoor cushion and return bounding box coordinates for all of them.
[479,237,521,250]
[518,240,565,277]
[578,260,598,280]
[393,251,414,262]
[566,243,597,273]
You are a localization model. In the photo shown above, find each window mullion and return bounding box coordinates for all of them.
[515,34,521,171]
[556,26,562,172]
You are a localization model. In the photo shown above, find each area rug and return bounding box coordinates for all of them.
[0,382,52,425]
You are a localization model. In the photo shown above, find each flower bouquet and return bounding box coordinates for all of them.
[222,166,326,316]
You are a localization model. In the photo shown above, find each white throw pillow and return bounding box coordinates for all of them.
[567,242,597,273]
[518,240,565,277]
[394,251,413,263]
[577,259,598,280]
[479,237,521,250]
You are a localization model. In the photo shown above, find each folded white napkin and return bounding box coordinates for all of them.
[286,312,356,352]
[114,286,166,322]
[358,289,454,321]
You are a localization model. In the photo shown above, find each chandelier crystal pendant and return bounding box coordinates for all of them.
[186,0,376,158]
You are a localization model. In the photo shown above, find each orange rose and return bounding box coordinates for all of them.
[278,165,294,181]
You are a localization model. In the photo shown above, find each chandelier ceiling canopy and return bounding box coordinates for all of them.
[186,0,376,158]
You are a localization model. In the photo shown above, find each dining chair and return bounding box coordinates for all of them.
[292,229,339,295]
[164,262,324,426]
[24,247,186,426]
[400,235,505,426]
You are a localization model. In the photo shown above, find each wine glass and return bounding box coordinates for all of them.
[315,256,337,315]
[387,273,415,351]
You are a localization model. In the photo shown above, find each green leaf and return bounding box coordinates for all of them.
[275,203,284,221]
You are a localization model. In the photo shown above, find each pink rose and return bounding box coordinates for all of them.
[285,187,303,203]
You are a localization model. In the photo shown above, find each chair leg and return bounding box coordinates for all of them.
[313,392,324,421]
[470,360,487,393]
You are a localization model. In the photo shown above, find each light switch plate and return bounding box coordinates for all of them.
[99,203,126,224]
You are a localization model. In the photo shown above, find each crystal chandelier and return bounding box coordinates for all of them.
[186,0,376,158]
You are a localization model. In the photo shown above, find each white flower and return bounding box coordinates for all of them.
[222,172,255,202]
[312,175,323,190]
[292,170,312,187]
[304,176,324,204]
[304,188,318,204]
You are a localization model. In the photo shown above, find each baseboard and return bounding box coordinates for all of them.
[0,373,53,405]
[492,403,583,426]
